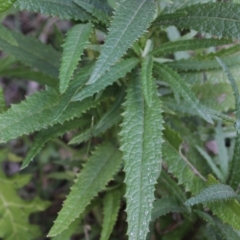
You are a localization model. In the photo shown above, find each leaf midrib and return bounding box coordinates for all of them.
[96,0,146,75]
[137,92,145,239]
[0,92,59,139]
[52,148,117,234]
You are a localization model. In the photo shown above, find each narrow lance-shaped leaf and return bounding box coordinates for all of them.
[228,135,240,189]
[0,88,99,143]
[206,178,240,231]
[215,122,229,181]
[48,143,122,237]
[208,200,240,231]
[14,0,92,21]
[163,128,205,194]
[166,44,240,72]
[87,0,156,84]
[52,63,94,123]
[141,57,154,107]
[196,145,224,182]
[72,58,139,102]
[74,0,112,26]
[0,56,17,72]
[165,52,240,72]
[53,58,138,122]
[69,113,121,145]
[0,25,60,78]
[196,211,240,240]
[150,38,232,57]
[185,184,239,206]
[216,57,240,189]
[164,98,235,123]
[216,57,240,128]
[120,71,163,240]
[0,88,6,114]
[0,25,18,46]
[156,3,240,39]
[0,0,16,12]
[59,23,92,94]
[164,128,240,230]
[151,197,184,221]
[155,63,213,124]
[100,189,121,240]
[70,90,124,145]
[52,217,82,240]
[0,67,58,88]
[161,0,224,14]
[21,119,87,169]
[159,169,188,204]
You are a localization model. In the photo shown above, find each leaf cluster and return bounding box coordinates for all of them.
[1,0,240,239]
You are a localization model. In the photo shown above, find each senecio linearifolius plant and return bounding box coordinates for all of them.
[1,0,240,239]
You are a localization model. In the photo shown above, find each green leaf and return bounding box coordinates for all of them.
[0,89,58,143]
[185,184,238,206]
[206,177,240,231]
[21,119,87,169]
[53,58,137,123]
[163,129,205,195]
[72,58,139,102]
[87,0,156,84]
[0,68,58,88]
[216,57,240,189]
[166,58,236,72]
[0,0,16,12]
[0,88,6,114]
[52,64,94,122]
[151,38,231,57]
[0,26,60,78]
[51,217,82,240]
[157,3,240,39]
[0,56,17,72]
[0,88,98,143]
[155,63,213,124]
[120,71,163,240]
[0,172,50,240]
[161,0,219,13]
[159,170,188,204]
[74,0,112,26]
[164,98,234,123]
[196,145,224,182]
[0,24,18,46]
[151,197,184,221]
[59,23,92,94]
[140,57,154,107]
[216,57,240,128]
[196,211,240,240]
[208,200,240,231]
[69,114,121,145]
[215,122,229,180]
[164,129,240,231]
[70,90,124,145]
[100,189,121,240]
[163,126,182,150]
[192,82,235,112]
[14,0,92,21]
[48,143,122,237]
[228,135,240,189]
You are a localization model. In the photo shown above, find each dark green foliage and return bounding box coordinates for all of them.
[1,0,240,239]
